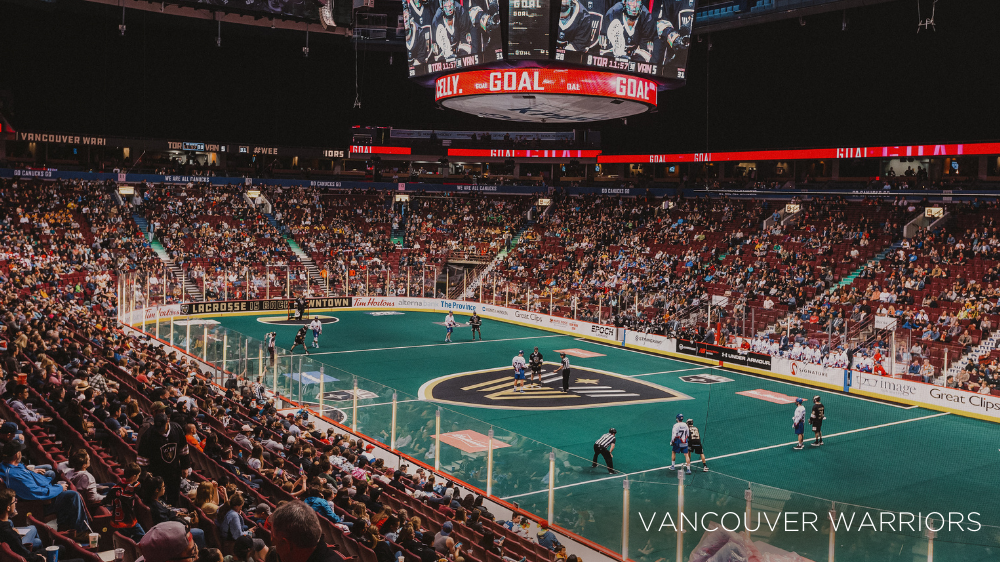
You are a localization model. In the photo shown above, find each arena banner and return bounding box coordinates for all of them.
[179,297,352,316]
[675,339,773,370]
[849,372,1000,423]
[623,330,676,354]
[125,304,183,325]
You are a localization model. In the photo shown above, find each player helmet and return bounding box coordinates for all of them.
[676,413,683,421]
[624,0,641,18]
[814,396,821,402]
[442,0,456,17]
[609,428,616,434]
[686,419,693,425]
[561,0,572,17]
[795,398,804,404]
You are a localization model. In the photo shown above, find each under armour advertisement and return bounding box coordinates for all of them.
[555,0,694,78]
[405,0,503,77]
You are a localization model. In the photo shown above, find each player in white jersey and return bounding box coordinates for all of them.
[309,318,323,348]
[768,339,780,356]
[445,311,457,342]
[668,413,691,474]
[792,398,806,450]
[511,350,527,393]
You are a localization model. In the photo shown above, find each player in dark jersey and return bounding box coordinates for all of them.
[601,0,656,63]
[810,396,826,446]
[651,0,694,68]
[558,0,603,53]
[405,0,436,68]
[529,347,544,387]
[290,325,310,355]
[468,0,501,57]
[685,418,708,472]
[432,0,473,62]
[469,312,483,340]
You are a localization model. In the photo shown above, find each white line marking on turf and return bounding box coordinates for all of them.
[499,412,950,500]
[702,412,949,462]
[303,334,568,356]
[630,367,707,378]
[354,399,420,409]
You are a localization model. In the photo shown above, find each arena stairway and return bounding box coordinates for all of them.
[132,214,205,301]
[460,217,536,299]
[945,329,1000,381]
[266,213,330,296]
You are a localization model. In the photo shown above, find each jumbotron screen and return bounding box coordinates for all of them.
[404,0,504,77]
[555,0,694,79]
[508,0,551,59]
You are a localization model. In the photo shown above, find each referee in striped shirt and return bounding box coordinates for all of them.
[591,429,616,474]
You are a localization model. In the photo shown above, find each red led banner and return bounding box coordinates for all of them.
[435,69,658,107]
[350,145,412,155]
[448,149,602,158]
[597,142,1000,164]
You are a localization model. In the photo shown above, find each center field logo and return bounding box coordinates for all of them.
[419,363,691,410]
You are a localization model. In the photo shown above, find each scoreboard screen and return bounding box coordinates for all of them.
[508,0,551,59]
[554,0,694,80]
[403,0,504,78]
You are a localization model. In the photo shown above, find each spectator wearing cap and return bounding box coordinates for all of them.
[0,422,23,445]
[271,500,341,562]
[224,535,269,562]
[234,425,254,451]
[536,521,562,551]
[137,522,199,562]
[432,521,458,555]
[0,440,92,541]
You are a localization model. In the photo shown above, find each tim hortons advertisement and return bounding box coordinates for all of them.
[126,305,182,325]
[676,340,773,370]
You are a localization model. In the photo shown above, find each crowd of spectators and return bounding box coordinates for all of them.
[0,269,579,562]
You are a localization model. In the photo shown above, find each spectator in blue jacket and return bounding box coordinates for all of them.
[536,521,562,551]
[0,440,91,541]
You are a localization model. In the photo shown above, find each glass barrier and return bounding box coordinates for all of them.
[130,310,1000,562]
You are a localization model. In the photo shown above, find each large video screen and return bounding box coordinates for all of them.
[554,0,694,79]
[508,0,551,59]
[404,0,504,77]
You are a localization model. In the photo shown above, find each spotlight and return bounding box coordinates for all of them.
[119,24,126,35]
[303,46,310,57]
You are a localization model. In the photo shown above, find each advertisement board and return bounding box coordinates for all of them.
[675,339,773,370]
[435,68,657,106]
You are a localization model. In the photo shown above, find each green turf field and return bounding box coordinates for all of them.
[185,310,998,562]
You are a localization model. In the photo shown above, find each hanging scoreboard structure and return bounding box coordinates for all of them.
[404,0,695,121]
